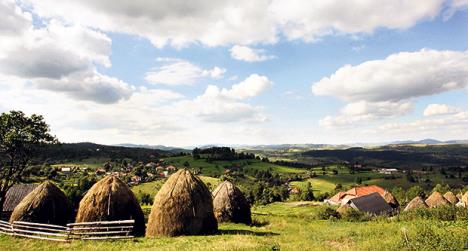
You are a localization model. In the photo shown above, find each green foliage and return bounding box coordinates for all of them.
[300,181,314,201]
[406,186,425,201]
[397,206,468,222]
[314,206,339,220]
[397,222,467,251]
[392,186,406,204]
[432,184,451,194]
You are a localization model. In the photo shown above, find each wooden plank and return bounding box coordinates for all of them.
[80,235,134,240]
[11,232,69,242]
[13,221,67,229]
[69,226,133,231]
[12,228,69,237]
[70,230,131,236]
[67,220,134,226]
[13,225,69,233]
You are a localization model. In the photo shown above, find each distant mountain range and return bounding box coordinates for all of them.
[113,139,468,152]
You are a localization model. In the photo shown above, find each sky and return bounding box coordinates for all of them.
[1,0,468,147]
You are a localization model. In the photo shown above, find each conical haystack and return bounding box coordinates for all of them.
[10,181,71,225]
[146,169,217,237]
[383,191,399,208]
[212,181,251,224]
[404,196,428,211]
[443,191,459,205]
[75,176,145,236]
[461,191,468,207]
[425,191,449,208]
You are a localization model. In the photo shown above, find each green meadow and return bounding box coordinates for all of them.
[1,202,466,251]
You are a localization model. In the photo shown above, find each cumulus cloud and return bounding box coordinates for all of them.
[0,2,132,104]
[312,49,468,102]
[0,0,32,35]
[320,101,413,127]
[22,0,447,47]
[230,45,276,62]
[423,104,462,116]
[145,59,226,85]
[313,49,468,127]
[444,0,468,19]
[191,74,272,123]
[201,74,273,100]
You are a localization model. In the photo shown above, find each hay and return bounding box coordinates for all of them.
[462,191,468,207]
[382,191,399,208]
[443,191,459,205]
[404,196,428,211]
[212,181,251,225]
[425,192,450,208]
[75,176,145,236]
[146,169,217,237]
[9,181,71,225]
[336,204,352,215]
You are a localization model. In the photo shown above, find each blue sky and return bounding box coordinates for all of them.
[1,0,468,146]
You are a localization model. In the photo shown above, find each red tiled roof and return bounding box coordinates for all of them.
[328,185,387,204]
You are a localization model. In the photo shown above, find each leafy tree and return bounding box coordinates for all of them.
[432,183,450,194]
[300,182,314,201]
[406,185,425,201]
[0,111,56,212]
[391,187,406,204]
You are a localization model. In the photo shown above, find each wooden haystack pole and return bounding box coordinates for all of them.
[443,191,459,205]
[75,176,145,236]
[146,169,217,237]
[404,196,428,211]
[425,191,449,208]
[10,181,71,225]
[212,181,251,224]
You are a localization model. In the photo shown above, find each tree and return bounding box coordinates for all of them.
[406,185,425,201]
[300,182,314,201]
[0,111,56,212]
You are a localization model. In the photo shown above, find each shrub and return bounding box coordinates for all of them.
[396,222,467,251]
[397,206,467,221]
[340,208,372,222]
[314,206,339,220]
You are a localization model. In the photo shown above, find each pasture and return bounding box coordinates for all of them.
[0,202,466,251]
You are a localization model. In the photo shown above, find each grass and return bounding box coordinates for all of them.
[1,202,466,251]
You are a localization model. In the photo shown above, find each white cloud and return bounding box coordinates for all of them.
[444,0,468,19]
[22,0,447,47]
[230,45,275,62]
[145,59,226,86]
[0,2,132,104]
[202,74,273,100]
[423,104,462,116]
[0,0,32,36]
[313,49,468,127]
[320,101,413,127]
[312,49,468,102]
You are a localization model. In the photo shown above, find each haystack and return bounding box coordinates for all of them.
[146,169,217,237]
[75,176,145,236]
[382,191,399,208]
[425,192,449,208]
[212,181,251,224]
[461,191,468,207]
[404,196,428,211]
[10,181,71,225]
[443,191,459,205]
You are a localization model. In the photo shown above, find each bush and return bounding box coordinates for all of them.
[340,208,373,222]
[314,206,339,220]
[397,206,467,221]
[396,222,467,251]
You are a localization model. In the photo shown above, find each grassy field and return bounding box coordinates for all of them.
[165,156,305,176]
[1,202,466,251]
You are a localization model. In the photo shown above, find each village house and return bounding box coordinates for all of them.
[1,183,38,220]
[377,168,399,174]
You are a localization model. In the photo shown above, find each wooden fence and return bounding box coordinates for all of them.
[0,220,134,242]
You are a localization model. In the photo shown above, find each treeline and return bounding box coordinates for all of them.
[192,147,255,160]
[33,142,170,163]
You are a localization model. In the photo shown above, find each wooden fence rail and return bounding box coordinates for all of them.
[0,220,135,242]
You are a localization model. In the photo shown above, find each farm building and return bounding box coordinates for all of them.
[326,185,398,208]
[377,168,398,174]
[1,183,38,220]
[347,192,393,215]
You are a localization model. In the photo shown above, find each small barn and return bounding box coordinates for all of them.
[348,192,393,215]
[1,183,38,220]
